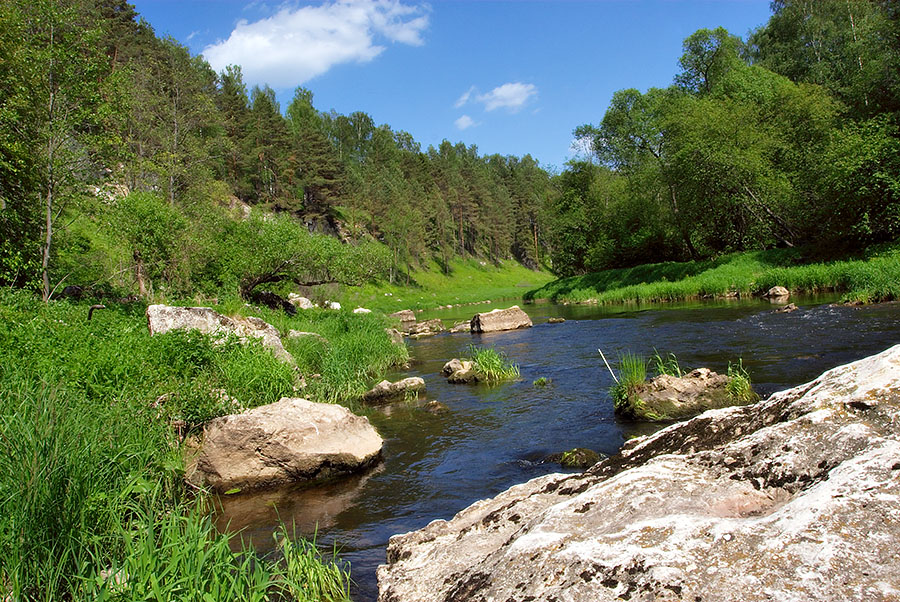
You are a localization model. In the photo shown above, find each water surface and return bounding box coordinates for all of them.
[216,297,900,601]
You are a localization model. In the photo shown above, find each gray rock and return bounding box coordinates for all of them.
[617,367,757,421]
[409,318,444,336]
[361,377,426,404]
[775,303,799,314]
[389,309,417,332]
[146,304,294,365]
[353,307,372,314]
[385,328,404,345]
[471,305,532,333]
[190,397,382,493]
[547,317,566,324]
[447,369,478,384]
[764,285,790,299]
[287,294,314,309]
[441,358,472,376]
[378,344,900,602]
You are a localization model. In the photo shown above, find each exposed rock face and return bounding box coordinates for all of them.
[378,345,900,602]
[361,377,426,404]
[191,397,382,492]
[146,305,294,365]
[288,294,314,309]
[765,285,790,299]
[389,309,417,332]
[471,305,532,333]
[618,367,756,421]
[442,358,478,384]
[409,318,445,337]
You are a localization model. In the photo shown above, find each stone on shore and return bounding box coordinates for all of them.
[389,309,417,332]
[764,285,790,299]
[361,377,426,404]
[377,344,900,602]
[471,305,532,333]
[146,304,294,365]
[449,321,470,333]
[190,397,382,492]
[409,318,445,337]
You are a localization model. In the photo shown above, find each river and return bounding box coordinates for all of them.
[214,296,900,601]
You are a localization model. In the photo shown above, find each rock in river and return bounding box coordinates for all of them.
[617,367,758,421]
[190,397,382,493]
[470,305,532,333]
[378,344,900,602]
[361,377,426,404]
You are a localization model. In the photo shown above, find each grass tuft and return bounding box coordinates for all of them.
[467,345,520,383]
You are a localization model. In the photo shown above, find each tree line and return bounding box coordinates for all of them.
[0,0,550,302]
[546,0,900,277]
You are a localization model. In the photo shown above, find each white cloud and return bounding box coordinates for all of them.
[454,114,477,130]
[454,82,538,113]
[477,82,537,112]
[202,0,429,88]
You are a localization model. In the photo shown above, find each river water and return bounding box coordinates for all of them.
[215,296,900,600]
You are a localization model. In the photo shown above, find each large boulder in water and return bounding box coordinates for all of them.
[470,305,532,333]
[378,344,900,602]
[146,304,294,365]
[190,397,382,492]
[617,367,757,421]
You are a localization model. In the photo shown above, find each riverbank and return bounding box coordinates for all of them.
[0,290,407,601]
[525,246,900,306]
[333,258,554,313]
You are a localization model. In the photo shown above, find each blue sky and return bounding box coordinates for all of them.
[130,0,774,171]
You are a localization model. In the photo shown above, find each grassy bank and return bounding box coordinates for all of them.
[0,291,406,600]
[526,247,900,305]
[331,258,553,313]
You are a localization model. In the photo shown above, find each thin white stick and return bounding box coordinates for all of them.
[598,348,619,384]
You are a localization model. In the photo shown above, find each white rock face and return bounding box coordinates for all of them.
[470,305,532,333]
[353,307,372,314]
[146,304,294,365]
[287,294,314,309]
[378,344,900,602]
[191,397,382,492]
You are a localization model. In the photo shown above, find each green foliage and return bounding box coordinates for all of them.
[533,377,551,387]
[726,359,756,404]
[467,345,520,383]
[650,350,683,378]
[528,246,900,306]
[610,352,647,412]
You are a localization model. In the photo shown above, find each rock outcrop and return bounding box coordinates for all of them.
[764,285,790,299]
[378,344,900,602]
[617,367,757,421]
[361,377,426,404]
[471,305,532,333]
[442,358,478,384]
[409,318,445,337]
[389,309,417,332]
[146,304,294,365]
[449,321,470,334]
[190,397,382,492]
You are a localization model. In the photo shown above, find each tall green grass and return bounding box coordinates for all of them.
[0,291,363,600]
[468,345,520,383]
[526,247,900,305]
[610,352,647,413]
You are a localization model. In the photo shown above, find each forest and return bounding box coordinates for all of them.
[2,1,899,304]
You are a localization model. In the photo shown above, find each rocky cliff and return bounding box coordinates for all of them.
[378,344,900,602]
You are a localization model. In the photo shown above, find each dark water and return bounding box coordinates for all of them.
[215,297,900,601]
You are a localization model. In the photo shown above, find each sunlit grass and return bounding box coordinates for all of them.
[468,345,520,383]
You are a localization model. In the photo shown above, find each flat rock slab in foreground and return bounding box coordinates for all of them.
[470,305,532,333]
[378,345,900,602]
[190,397,382,492]
[146,304,294,365]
